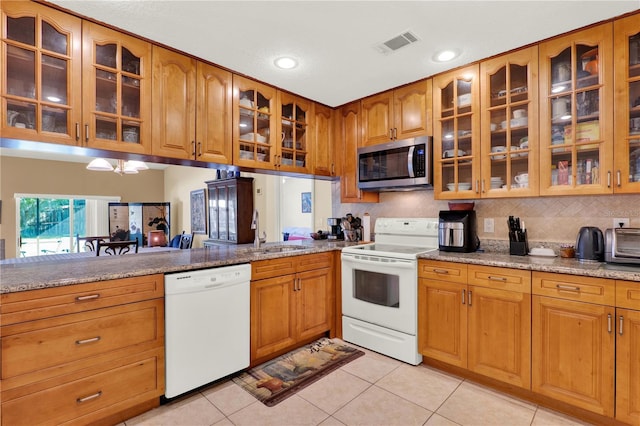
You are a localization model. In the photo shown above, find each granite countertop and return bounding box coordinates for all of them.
[419,250,640,282]
[0,240,355,294]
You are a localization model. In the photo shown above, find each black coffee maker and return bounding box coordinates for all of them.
[327,218,343,240]
[438,210,480,252]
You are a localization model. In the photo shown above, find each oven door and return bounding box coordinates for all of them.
[341,252,417,335]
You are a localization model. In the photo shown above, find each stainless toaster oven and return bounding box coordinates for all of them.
[604,228,640,264]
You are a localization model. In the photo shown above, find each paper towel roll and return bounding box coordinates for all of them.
[362,213,371,242]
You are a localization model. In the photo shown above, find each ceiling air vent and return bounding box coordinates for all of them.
[375,30,420,55]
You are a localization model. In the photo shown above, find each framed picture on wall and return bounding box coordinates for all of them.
[301,192,312,213]
[190,189,207,234]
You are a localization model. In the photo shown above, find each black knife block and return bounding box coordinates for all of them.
[509,231,529,256]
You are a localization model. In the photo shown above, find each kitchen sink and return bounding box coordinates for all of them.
[239,245,309,255]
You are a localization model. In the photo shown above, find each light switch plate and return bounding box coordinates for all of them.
[484,218,495,233]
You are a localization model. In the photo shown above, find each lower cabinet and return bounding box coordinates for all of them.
[418,261,531,389]
[615,280,640,425]
[250,252,334,364]
[0,275,165,425]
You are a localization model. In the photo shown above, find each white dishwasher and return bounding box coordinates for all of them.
[164,263,251,398]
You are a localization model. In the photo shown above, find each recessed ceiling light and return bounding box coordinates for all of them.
[274,56,298,70]
[433,49,460,62]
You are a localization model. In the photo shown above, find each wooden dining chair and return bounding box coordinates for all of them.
[96,239,139,256]
[78,235,110,252]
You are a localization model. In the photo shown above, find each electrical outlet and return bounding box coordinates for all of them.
[484,218,495,233]
[613,217,630,228]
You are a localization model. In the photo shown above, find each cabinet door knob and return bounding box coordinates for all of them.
[75,123,80,141]
[461,289,466,305]
[619,315,624,335]
[617,170,621,187]
[607,171,612,188]
[607,313,612,333]
[85,124,89,143]
[468,290,472,306]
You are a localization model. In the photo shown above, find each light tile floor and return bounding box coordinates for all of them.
[123,343,593,426]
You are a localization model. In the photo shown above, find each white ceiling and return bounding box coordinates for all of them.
[46,0,639,108]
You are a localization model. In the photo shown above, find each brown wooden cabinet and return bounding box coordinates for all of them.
[0,275,165,426]
[433,64,481,199]
[250,252,333,364]
[615,280,640,424]
[418,261,531,389]
[205,177,254,245]
[312,103,336,176]
[276,91,312,172]
[480,47,539,197]
[361,80,432,146]
[2,1,82,145]
[233,75,277,169]
[532,272,615,417]
[338,101,379,203]
[539,23,614,196]
[82,21,152,154]
[151,46,232,163]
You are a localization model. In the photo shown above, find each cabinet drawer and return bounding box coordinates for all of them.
[252,256,297,280]
[1,299,163,380]
[2,351,162,426]
[0,274,164,326]
[616,280,640,310]
[532,272,615,305]
[468,265,531,293]
[418,260,467,284]
[296,252,333,272]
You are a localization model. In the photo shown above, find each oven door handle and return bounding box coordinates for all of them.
[342,254,416,269]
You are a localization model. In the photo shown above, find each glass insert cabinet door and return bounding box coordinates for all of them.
[539,24,613,195]
[278,92,310,171]
[614,14,640,193]
[82,22,151,154]
[480,47,538,197]
[2,3,82,144]
[433,64,480,199]
[233,75,277,168]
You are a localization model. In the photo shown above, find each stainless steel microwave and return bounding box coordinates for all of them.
[357,136,432,191]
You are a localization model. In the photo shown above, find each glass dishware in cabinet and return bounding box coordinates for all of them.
[433,65,480,199]
[82,22,151,154]
[233,76,276,168]
[278,92,310,171]
[539,24,613,195]
[614,14,640,193]
[481,47,538,197]
[2,2,81,145]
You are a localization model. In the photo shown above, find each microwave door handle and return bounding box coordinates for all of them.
[407,146,415,178]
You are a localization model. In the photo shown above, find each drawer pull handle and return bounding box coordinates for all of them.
[433,269,449,274]
[556,284,580,292]
[76,336,101,345]
[487,276,507,282]
[76,294,100,301]
[77,391,102,403]
[619,316,624,336]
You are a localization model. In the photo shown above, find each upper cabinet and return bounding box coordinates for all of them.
[233,75,277,169]
[539,23,614,196]
[277,91,312,173]
[83,22,152,154]
[339,101,378,203]
[312,103,336,177]
[361,80,432,146]
[151,46,232,163]
[614,14,640,193]
[2,1,82,145]
[480,46,539,197]
[433,64,480,200]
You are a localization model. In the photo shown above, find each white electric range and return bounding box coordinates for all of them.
[341,217,439,365]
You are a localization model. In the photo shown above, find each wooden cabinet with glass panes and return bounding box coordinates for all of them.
[1,1,82,145]
[539,24,614,196]
[233,75,277,169]
[361,80,432,146]
[312,103,336,176]
[151,46,232,163]
[82,22,151,154]
[433,64,480,199]
[480,46,539,197]
[614,14,640,193]
[276,91,311,172]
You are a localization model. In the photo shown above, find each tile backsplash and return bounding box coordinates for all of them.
[332,182,640,245]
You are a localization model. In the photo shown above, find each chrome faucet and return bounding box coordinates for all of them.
[251,209,262,248]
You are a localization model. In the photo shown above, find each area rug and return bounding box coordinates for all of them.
[232,338,364,407]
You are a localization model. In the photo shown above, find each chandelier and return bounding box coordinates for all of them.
[86,158,149,175]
